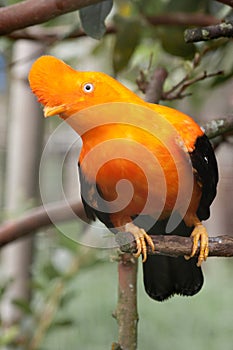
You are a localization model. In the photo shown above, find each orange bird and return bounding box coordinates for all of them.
[29,56,218,301]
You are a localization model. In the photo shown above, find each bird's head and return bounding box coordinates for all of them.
[28,55,140,119]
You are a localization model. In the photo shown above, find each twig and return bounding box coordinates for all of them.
[162,70,224,100]
[0,0,105,36]
[184,20,233,43]
[117,234,233,258]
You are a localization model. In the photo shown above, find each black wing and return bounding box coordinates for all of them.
[189,134,218,221]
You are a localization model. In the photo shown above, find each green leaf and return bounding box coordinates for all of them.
[79,0,113,40]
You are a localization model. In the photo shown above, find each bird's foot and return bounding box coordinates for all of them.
[186,224,209,267]
[125,223,155,262]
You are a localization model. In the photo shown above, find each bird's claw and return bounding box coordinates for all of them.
[185,224,209,267]
[125,223,155,262]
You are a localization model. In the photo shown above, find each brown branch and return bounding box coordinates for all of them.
[7,25,117,42]
[6,12,220,42]
[117,234,233,258]
[136,67,168,103]
[0,0,105,36]
[184,20,233,43]
[144,68,168,104]
[162,70,224,101]
[0,200,88,247]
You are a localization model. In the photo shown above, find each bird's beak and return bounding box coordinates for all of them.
[44,105,66,117]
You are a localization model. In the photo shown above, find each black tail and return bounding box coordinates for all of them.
[143,255,203,301]
[138,215,204,301]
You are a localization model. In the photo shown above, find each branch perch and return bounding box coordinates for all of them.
[0,0,105,36]
[117,234,233,258]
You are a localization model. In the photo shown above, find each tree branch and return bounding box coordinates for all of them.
[7,25,117,42]
[6,12,220,42]
[117,234,233,258]
[0,200,87,247]
[162,70,224,101]
[144,68,168,104]
[0,0,105,36]
[202,115,233,139]
[184,20,233,43]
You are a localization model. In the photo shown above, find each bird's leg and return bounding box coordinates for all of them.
[184,214,209,266]
[190,223,209,267]
[125,222,155,262]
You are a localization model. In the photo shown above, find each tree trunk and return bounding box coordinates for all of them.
[1,40,44,324]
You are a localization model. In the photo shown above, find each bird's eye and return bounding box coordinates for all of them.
[83,83,94,93]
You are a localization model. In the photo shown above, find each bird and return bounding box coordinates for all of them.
[28,55,218,301]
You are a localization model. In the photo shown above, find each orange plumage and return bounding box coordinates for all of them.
[29,56,218,301]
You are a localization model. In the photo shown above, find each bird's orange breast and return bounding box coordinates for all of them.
[79,123,193,219]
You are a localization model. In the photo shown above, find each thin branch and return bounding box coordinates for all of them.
[184,20,233,43]
[7,25,117,42]
[6,12,220,42]
[162,70,224,100]
[117,234,233,258]
[0,0,105,36]
[161,71,224,101]
[0,200,88,247]
[137,50,224,102]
